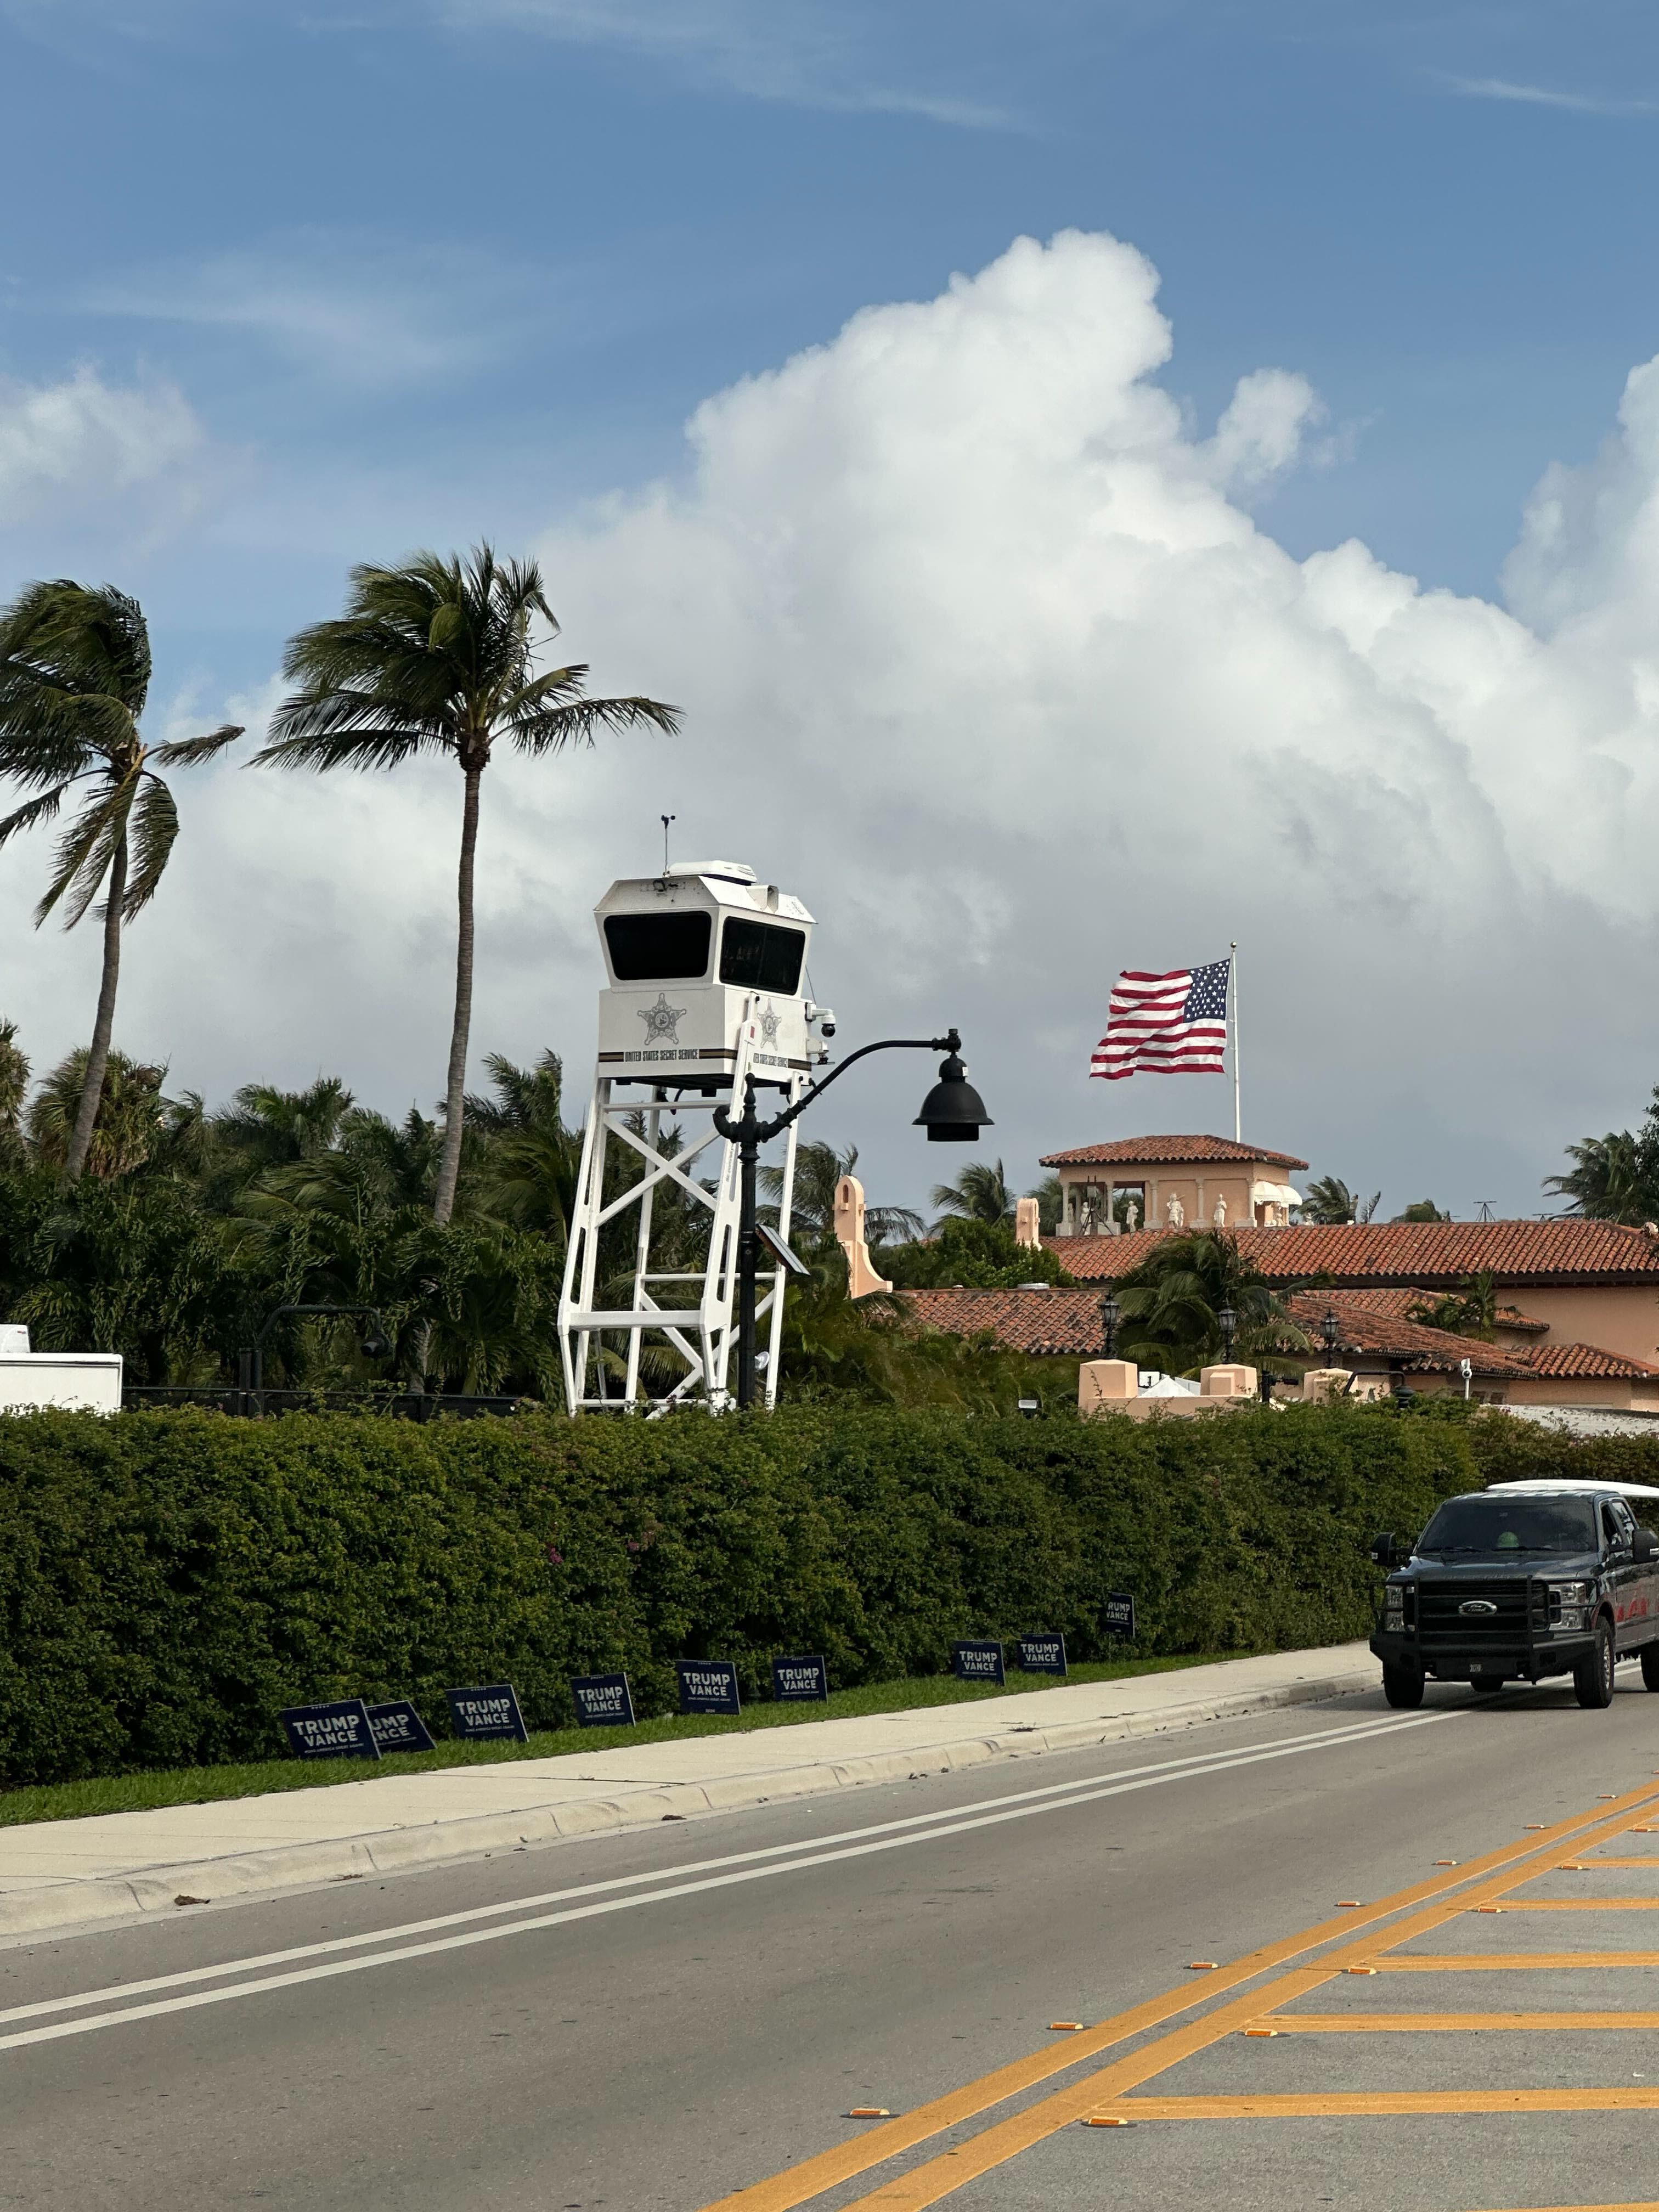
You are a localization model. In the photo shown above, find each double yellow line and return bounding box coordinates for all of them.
[702,1773,1659,2212]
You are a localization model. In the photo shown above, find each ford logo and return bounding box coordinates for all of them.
[1459,1599,1499,1616]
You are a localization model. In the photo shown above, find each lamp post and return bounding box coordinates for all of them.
[238,1303,393,1412]
[1217,1301,1237,1365]
[1098,1283,1121,1361]
[1322,1307,1340,1367]
[714,1028,991,1410]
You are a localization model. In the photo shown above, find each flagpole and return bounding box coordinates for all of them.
[1230,940,1240,1144]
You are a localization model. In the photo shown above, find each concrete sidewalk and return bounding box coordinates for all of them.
[0,1643,1378,1939]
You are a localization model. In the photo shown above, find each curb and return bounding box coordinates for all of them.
[0,1660,1376,1942]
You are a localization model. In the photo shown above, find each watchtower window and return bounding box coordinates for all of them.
[719,919,805,994]
[603,911,712,980]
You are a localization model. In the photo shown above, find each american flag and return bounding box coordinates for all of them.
[1090,957,1231,1081]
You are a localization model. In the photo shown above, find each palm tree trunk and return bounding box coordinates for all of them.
[64,831,127,1184]
[433,762,482,1226]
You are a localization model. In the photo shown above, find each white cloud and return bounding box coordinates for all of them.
[12,228,1659,1217]
[0,363,212,529]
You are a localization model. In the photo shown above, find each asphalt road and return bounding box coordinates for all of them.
[5,1672,1659,2212]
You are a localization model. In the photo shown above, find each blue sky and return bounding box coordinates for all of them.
[4,1,1659,1215]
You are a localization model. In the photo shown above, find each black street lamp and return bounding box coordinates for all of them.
[238,1302,393,1410]
[1322,1308,1341,1366]
[1098,1283,1121,1361]
[714,1028,991,1409]
[1216,1301,1238,1364]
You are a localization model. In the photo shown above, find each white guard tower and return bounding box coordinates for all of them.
[557,861,829,1414]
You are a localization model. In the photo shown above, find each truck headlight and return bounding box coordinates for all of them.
[1549,1580,1593,1632]
[1384,1586,1406,1628]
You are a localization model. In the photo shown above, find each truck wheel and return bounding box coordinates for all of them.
[1471,1678,1506,1693]
[1382,1662,1424,1709]
[1575,1621,1616,1709]
[1643,1645,1659,1692]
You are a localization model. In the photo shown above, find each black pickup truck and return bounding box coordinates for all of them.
[1369,1482,1659,1709]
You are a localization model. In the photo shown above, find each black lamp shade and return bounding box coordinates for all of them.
[914,1052,992,1143]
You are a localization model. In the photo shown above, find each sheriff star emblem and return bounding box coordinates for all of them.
[638,992,686,1045]
[758,1000,781,1045]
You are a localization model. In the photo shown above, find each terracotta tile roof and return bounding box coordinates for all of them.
[1039,1133,1310,1170]
[1044,1219,1659,1286]
[896,1285,1527,1375]
[1328,1286,1552,1334]
[1281,1291,1531,1377]
[899,1287,1109,1358]
[1525,1342,1659,1380]
[898,1285,1659,1389]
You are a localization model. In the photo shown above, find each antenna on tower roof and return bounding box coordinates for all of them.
[1475,1199,1496,1221]
[661,813,675,873]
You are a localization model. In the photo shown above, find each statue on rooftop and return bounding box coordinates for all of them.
[1166,1194,1184,1229]
[1213,1196,1228,1227]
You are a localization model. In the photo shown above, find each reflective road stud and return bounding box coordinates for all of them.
[1048,2022,1085,2032]
[1187,1961,1220,1970]
[846,2108,891,2119]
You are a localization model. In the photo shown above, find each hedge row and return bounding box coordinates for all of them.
[0,1400,1509,1787]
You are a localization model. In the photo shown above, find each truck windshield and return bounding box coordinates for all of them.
[1417,1495,1597,1556]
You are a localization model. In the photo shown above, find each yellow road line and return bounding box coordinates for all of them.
[702,1779,1659,2212]
[1101,2089,1659,2119]
[1464,2202,1659,2211]
[1472,1898,1659,1911]
[1559,1858,1659,1869]
[815,1785,1659,2212]
[1240,2010,1659,2033]
[1375,1953,1659,1971]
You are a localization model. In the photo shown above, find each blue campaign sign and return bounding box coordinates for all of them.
[280,1697,381,1760]
[366,1700,437,1754]
[1015,1633,1068,1677]
[676,1658,741,1716]
[1104,1592,1138,1640]
[953,1639,1006,1686]
[771,1654,829,1702]
[444,1682,529,1742]
[571,1672,636,1728]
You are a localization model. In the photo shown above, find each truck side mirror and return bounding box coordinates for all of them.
[1636,1528,1658,1564]
[1369,1532,1404,1570]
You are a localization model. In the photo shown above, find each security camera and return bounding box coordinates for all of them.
[817,1006,837,1038]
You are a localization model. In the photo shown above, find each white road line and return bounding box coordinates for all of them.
[0,1709,1424,2029]
[0,1711,1446,2053]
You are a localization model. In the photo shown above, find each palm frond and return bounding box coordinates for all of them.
[508,692,681,756]
[0,778,78,848]
[37,774,135,930]
[120,774,180,918]
[0,580,150,716]
[149,723,244,768]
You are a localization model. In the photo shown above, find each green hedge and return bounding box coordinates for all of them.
[0,1402,1487,1786]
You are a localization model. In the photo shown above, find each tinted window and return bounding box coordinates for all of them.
[719,918,805,994]
[1418,1495,1596,1556]
[603,911,712,980]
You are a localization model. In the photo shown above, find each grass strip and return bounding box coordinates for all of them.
[0,1652,1231,1830]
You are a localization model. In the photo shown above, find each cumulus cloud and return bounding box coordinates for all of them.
[9,227,1659,1216]
[0,363,212,530]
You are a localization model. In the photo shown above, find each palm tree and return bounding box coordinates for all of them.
[1301,1174,1380,1224]
[255,546,679,1226]
[0,1019,27,1168]
[759,1139,926,1248]
[0,580,242,1181]
[25,1047,171,1177]
[930,1157,1015,1228]
[1115,1227,1309,1374]
[1545,1128,1659,1223]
